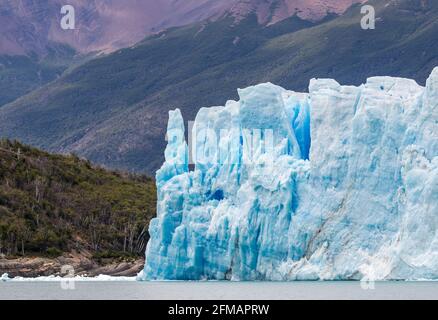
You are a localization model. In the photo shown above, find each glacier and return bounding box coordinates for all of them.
[141,68,438,281]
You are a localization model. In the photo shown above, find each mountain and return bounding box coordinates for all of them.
[141,69,438,281]
[0,0,228,106]
[0,0,229,56]
[0,0,363,56]
[0,139,156,261]
[0,0,362,107]
[0,0,436,174]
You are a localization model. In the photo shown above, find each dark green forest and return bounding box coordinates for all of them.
[0,139,156,259]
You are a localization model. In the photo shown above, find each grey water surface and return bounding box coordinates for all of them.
[1,281,438,300]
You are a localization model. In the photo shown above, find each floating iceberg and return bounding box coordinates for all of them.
[142,68,438,281]
[1,273,10,282]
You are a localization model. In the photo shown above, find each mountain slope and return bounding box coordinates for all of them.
[229,0,365,23]
[0,0,437,174]
[0,0,363,55]
[0,43,84,106]
[0,139,156,259]
[0,0,229,55]
[0,0,361,107]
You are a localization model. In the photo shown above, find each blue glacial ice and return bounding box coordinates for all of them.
[141,68,438,281]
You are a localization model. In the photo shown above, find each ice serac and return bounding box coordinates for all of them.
[142,68,438,281]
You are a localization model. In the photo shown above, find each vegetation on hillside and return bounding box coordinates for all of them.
[0,139,156,258]
[0,43,94,108]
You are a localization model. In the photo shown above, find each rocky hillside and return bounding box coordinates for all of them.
[0,0,362,56]
[0,0,363,106]
[229,0,365,24]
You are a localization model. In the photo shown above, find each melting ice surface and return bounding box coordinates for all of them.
[141,68,438,281]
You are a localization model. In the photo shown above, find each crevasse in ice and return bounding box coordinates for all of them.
[141,68,438,280]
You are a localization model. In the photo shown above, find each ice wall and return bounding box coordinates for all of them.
[141,68,438,281]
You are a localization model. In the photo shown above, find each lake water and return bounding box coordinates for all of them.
[1,281,438,300]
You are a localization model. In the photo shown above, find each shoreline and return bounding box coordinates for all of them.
[0,252,144,278]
